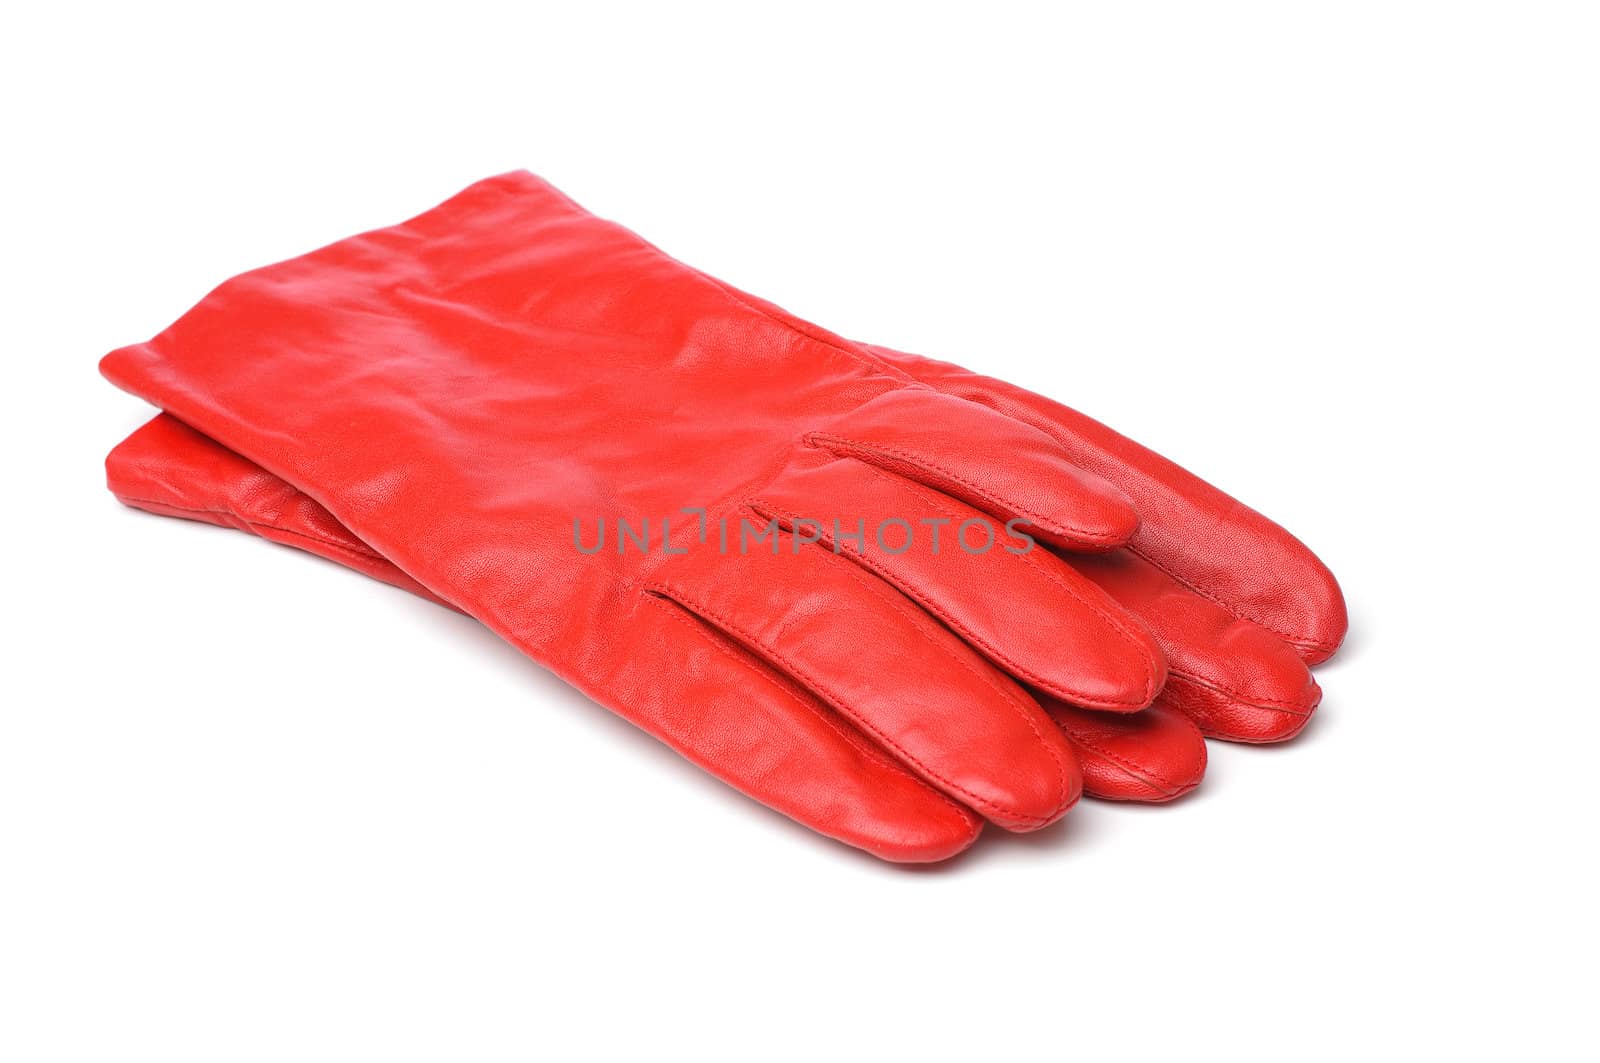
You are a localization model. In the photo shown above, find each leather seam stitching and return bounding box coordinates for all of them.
[643,580,1062,826]
[754,460,1158,707]
[789,541,1072,814]
[640,594,977,836]
[1065,730,1189,796]
[750,495,1149,709]
[1164,671,1316,716]
[1125,543,1334,652]
[805,432,1124,544]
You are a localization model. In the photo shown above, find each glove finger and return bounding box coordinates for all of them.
[646,525,1082,832]
[110,416,984,862]
[817,387,1138,551]
[1070,549,1321,743]
[1047,700,1208,803]
[864,345,1348,663]
[635,595,985,861]
[751,447,1167,713]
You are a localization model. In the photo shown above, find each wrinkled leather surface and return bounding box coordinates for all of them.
[101,172,1347,859]
[108,411,1211,804]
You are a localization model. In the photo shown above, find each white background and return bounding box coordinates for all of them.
[3,2,1596,1059]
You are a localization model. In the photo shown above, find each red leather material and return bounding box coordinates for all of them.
[106,413,1199,806]
[99,173,1181,859]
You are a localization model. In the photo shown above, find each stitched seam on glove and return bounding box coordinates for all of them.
[850,461,1159,700]
[747,495,1151,710]
[1163,669,1318,715]
[1126,544,1334,653]
[791,539,1075,809]
[1068,734,1193,798]
[643,581,1070,827]
[641,594,979,834]
[805,432,1126,544]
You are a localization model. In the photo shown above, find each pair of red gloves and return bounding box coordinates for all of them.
[102,172,1346,862]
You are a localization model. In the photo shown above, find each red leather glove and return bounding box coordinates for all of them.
[106,412,1214,805]
[103,172,1190,861]
[103,172,1350,858]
